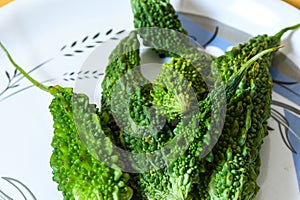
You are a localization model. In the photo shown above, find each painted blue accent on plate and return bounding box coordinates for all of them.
[178,14,232,51]
[178,12,300,190]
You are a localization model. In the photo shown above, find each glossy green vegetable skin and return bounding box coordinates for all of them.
[0,43,133,200]
[206,24,300,200]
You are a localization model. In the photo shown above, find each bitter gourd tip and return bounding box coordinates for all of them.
[274,23,300,39]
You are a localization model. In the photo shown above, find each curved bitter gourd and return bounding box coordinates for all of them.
[206,24,300,200]
[0,43,133,200]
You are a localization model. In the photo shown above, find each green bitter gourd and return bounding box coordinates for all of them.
[0,42,134,200]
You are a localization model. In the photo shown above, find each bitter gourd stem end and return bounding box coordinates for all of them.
[0,42,50,93]
[275,23,300,39]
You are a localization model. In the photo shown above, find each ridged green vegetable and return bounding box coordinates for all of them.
[130,0,186,34]
[212,23,300,81]
[130,0,214,117]
[2,1,299,197]
[100,31,140,119]
[135,47,280,200]
[0,43,134,200]
[130,0,187,57]
[151,55,214,123]
[99,31,141,149]
[206,24,300,200]
[106,35,212,200]
[98,29,172,199]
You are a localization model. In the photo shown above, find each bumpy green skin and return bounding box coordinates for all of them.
[49,86,133,200]
[135,48,257,200]
[207,33,282,200]
[101,31,140,108]
[130,0,186,34]
[99,30,162,199]
[213,23,300,83]
[110,56,209,200]
[145,45,277,200]
[108,50,178,199]
[100,31,141,144]
[152,57,213,122]
[130,0,187,57]
[212,33,281,81]
[201,25,300,199]
[130,0,203,58]
[208,62,272,200]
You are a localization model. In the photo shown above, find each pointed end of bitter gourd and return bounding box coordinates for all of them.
[0,42,50,93]
[274,23,300,39]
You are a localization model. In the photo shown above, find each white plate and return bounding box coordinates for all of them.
[0,0,299,199]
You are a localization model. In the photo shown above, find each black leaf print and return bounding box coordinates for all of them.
[9,84,20,88]
[64,54,74,57]
[71,41,77,48]
[82,36,89,43]
[13,68,18,76]
[86,45,95,48]
[59,28,122,56]
[106,29,113,35]
[60,45,67,51]
[93,32,100,39]
[116,30,126,35]
[74,50,84,53]
[1,28,122,102]
[5,71,10,81]
[62,70,104,82]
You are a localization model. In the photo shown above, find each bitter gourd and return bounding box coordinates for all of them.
[135,47,280,200]
[130,0,187,57]
[206,24,300,200]
[0,42,134,200]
